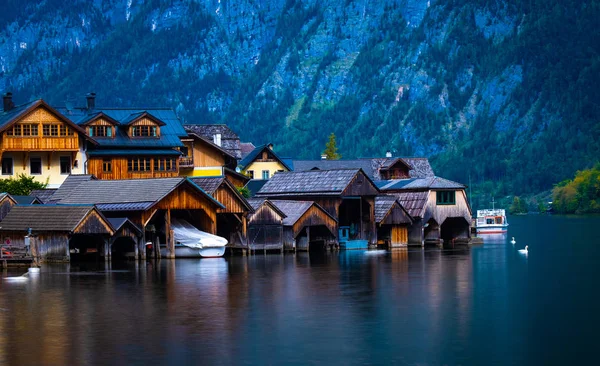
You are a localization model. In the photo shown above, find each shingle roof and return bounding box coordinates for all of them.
[29,189,57,203]
[292,159,374,175]
[0,100,39,129]
[240,142,256,159]
[0,205,107,232]
[244,179,269,197]
[57,107,186,148]
[184,124,241,159]
[190,177,225,195]
[50,175,97,202]
[247,198,287,218]
[374,195,412,224]
[239,144,292,171]
[388,191,429,218]
[402,158,435,178]
[270,200,337,226]
[53,177,224,210]
[377,176,466,191]
[292,158,435,179]
[256,169,377,197]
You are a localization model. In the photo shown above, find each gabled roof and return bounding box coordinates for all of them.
[120,111,166,126]
[255,169,379,197]
[377,176,466,191]
[52,177,224,211]
[0,193,17,205]
[374,195,413,224]
[0,205,113,233]
[184,124,241,159]
[239,144,292,171]
[191,176,253,212]
[57,106,186,148]
[77,111,120,126]
[87,149,182,157]
[268,200,337,226]
[106,217,142,235]
[50,175,97,202]
[240,142,256,159]
[10,195,42,205]
[247,198,287,219]
[187,132,236,161]
[291,157,435,179]
[0,99,96,143]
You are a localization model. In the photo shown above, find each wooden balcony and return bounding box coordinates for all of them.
[179,156,194,168]
[1,136,80,151]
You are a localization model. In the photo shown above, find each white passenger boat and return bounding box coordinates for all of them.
[160,218,228,258]
[475,209,509,234]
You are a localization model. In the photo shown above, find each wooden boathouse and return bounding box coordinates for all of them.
[47,175,224,259]
[190,177,253,248]
[374,195,413,248]
[255,169,380,245]
[0,205,114,263]
[377,177,472,247]
[247,199,338,252]
[246,199,285,253]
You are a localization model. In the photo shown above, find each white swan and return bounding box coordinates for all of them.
[518,245,528,254]
[510,237,516,245]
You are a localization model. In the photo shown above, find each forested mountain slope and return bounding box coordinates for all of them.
[1,0,598,202]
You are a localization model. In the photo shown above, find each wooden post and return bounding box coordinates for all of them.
[166,209,175,259]
[104,238,110,261]
[140,231,147,260]
[134,236,139,260]
[154,236,161,260]
[370,199,377,246]
[306,226,310,252]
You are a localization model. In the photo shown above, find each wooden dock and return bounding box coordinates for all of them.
[1,245,33,267]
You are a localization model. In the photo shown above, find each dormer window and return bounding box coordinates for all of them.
[88,125,113,137]
[131,125,158,137]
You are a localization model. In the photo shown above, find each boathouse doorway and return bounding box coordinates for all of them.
[424,218,440,245]
[294,225,334,251]
[69,235,105,261]
[339,198,371,240]
[440,217,470,244]
[111,237,136,260]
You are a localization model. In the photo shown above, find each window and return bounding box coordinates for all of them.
[262,170,269,180]
[6,124,38,137]
[42,124,59,137]
[88,125,112,137]
[102,159,112,172]
[127,158,152,172]
[436,191,456,205]
[59,156,71,175]
[131,125,158,137]
[30,157,42,175]
[1,157,13,175]
[154,158,177,172]
[60,125,74,136]
[247,170,254,179]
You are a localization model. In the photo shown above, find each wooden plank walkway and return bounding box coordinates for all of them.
[1,245,33,267]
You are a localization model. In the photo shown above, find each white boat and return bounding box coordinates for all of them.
[160,218,228,258]
[475,209,509,234]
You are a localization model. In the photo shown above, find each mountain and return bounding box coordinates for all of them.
[1,0,599,204]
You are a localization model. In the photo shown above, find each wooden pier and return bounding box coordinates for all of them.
[1,244,33,268]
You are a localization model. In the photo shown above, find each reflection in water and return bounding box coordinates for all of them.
[1,216,600,365]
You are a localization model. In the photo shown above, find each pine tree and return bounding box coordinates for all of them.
[323,133,341,160]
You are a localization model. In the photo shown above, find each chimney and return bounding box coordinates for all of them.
[385,151,392,158]
[267,143,274,150]
[3,92,14,112]
[86,92,96,110]
[321,154,327,160]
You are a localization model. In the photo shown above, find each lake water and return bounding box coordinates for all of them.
[1,215,599,365]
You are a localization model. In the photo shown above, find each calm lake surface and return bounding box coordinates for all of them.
[1,215,600,365]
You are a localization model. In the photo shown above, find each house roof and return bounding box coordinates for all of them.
[52,177,224,211]
[374,195,413,224]
[240,142,256,159]
[269,200,337,226]
[0,205,111,233]
[388,191,429,218]
[29,189,57,203]
[50,175,97,202]
[57,106,186,148]
[239,144,292,171]
[377,176,466,191]
[191,177,253,212]
[10,195,42,205]
[187,132,237,161]
[256,169,378,197]
[244,179,269,197]
[184,124,241,159]
[291,158,434,179]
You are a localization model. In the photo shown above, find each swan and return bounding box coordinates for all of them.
[3,272,29,282]
[510,237,516,245]
[518,245,528,254]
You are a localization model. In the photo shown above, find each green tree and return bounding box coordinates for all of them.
[323,132,341,160]
[509,196,528,214]
[0,174,48,196]
[237,186,251,199]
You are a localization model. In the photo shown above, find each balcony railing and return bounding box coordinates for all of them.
[179,156,194,168]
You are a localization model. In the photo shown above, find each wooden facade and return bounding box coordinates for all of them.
[87,156,180,180]
[247,200,284,252]
[0,194,17,221]
[376,196,412,248]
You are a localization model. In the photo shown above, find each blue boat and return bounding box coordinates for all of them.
[338,226,369,250]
